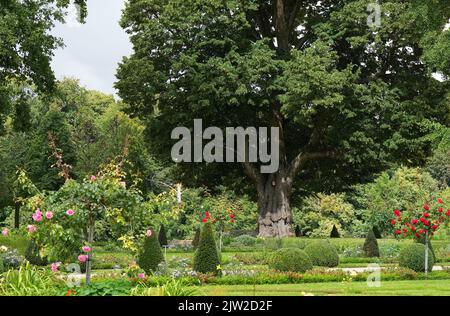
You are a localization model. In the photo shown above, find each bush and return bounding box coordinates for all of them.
[363,229,380,257]
[304,241,339,267]
[372,226,382,239]
[399,243,435,272]
[24,240,48,266]
[269,248,313,273]
[2,249,24,269]
[158,224,168,246]
[138,228,164,274]
[193,222,220,274]
[330,225,340,238]
[294,225,301,237]
[232,235,257,247]
[192,228,201,249]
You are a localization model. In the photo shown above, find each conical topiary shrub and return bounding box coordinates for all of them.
[24,240,48,266]
[372,226,382,239]
[158,224,168,246]
[193,222,220,274]
[294,225,301,237]
[192,227,201,249]
[363,228,380,257]
[330,225,340,238]
[138,228,164,274]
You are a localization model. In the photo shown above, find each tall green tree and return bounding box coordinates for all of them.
[116,0,449,236]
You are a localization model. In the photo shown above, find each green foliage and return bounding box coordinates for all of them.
[363,229,380,258]
[158,224,168,246]
[1,248,24,269]
[372,226,382,239]
[24,240,48,266]
[294,225,301,237]
[0,263,63,296]
[131,280,201,296]
[74,279,133,296]
[193,222,220,274]
[399,243,435,272]
[138,229,164,274]
[304,241,339,267]
[294,194,361,238]
[330,225,341,238]
[354,167,439,235]
[269,248,313,273]
[192,228,201,249]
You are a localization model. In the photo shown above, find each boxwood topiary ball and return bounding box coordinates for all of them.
[304,240,340,267]
[269,248,313,273]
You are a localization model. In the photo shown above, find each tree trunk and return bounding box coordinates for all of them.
[14,201,20,229]
[85,215,95,285]
[257,171,294,237]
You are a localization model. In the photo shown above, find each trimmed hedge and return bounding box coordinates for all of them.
[192,228,201,249]
[330,225,340,238]
[269,248,313,273]
[138,228,164,273]
[158,224,168,247]
[193,222,220,274]
[399,243,434,272]
[304,240,339,267]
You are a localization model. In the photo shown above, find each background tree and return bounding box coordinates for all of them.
[116,0,450,236]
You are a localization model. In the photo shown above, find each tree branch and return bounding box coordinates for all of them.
[288,150,337,180]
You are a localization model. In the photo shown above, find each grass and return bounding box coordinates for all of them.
[196,280,450,296]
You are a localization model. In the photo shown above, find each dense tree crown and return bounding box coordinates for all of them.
[116,0,450,236]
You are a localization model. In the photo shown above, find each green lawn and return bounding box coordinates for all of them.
[195,280,450,296]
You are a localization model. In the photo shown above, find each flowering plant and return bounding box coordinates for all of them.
[390,198,450,239]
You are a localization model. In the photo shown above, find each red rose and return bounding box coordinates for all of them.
[423,204,430,211]
[230,219,235,223]
[212,219,217,223]
[424,212,429,218]
[229,214,235,219]
[411,219,418,224]
[405,223,410,227]
[202,217,208,223]
[394,209,401,217]
[403,228,407,233]
[446,210,450,216]
[205,212,210,219]
[415,233,420,238]
[438,198,443,204]
[419,229,425,234]
[391,219,396,225]
[411,226,416,231]
[395,230,401,235]
[438,208,443,213]
[420,217,425,223]
[432,225,438,230]
[424,220,429,226]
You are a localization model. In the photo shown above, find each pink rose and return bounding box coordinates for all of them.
[138,273,146,279]
[78,254,87,263]
[27,225,36,233]
[146,229,153,237]
[66,209,75,216]
[90,175,97,181]
[82,246,91,253]
[1,228,9,237]
[51,262,61,273]
[45,211,53,219]
[32,214,42,222]
[35,209,42,216]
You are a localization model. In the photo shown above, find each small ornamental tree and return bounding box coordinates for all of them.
[24,161,143,285]
[390,198,450,274]
[372,226,382,239]
[363,229,380,258]
[158,224,168,247]
[193,222,220,274]
[138,228,164,274]
[330,225,340,238]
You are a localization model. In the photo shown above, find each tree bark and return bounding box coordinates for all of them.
[256,169,294,237]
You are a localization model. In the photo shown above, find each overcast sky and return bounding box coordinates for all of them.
[51,0,132,96]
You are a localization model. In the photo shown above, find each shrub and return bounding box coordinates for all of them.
[232,235,257,247]
[24,240,48,266]
[363,229,380,257]
[192,228,201,249]
[294,225,301,237]
[330,225,340,238]
[269,248,313,273]
[304,241,339,267]
[138,228,164,274]
[399,243,435,272]
[193,222,220,274]
[158,224,168,246]
[2,249,24,269]
[372,226,382,239]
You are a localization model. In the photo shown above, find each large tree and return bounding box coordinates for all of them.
[116,0,450,237]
